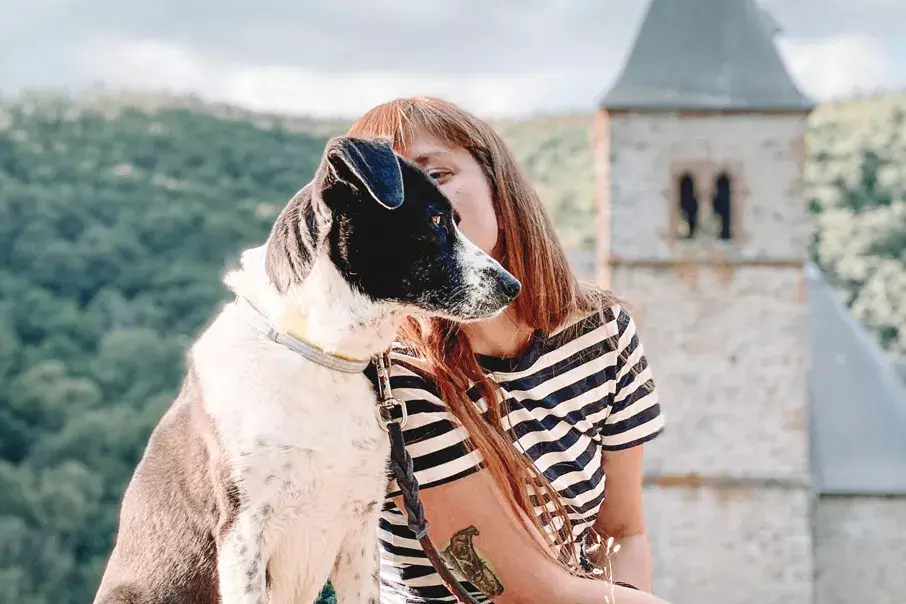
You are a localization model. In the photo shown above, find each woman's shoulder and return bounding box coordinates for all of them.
[384,344,445,400]
[387,343,432,378]
[378,347,484,497]
[548,301,636,351]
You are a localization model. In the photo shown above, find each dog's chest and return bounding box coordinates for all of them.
[194,328,389,505]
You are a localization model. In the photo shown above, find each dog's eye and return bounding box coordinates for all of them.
[428,169,452,183]
[431,214,443,227]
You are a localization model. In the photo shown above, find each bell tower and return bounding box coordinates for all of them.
[594,1,815,602]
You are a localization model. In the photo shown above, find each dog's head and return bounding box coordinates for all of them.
[264,136,521,322]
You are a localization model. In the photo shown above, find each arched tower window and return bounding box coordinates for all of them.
[713,172,733,240]
[678,172,698,238]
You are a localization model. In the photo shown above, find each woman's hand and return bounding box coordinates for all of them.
[594,445,652,591]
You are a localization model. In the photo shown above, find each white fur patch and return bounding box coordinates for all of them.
[146,224,512,602]
[448,225,515,321]
[195,246,401,603]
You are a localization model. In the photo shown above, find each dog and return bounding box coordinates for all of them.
[92,135,522,604]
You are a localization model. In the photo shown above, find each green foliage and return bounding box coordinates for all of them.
[0,96,333,602]
[807,92,906,355]
[0,90,903,602]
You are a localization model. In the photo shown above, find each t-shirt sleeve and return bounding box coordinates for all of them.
[382,355,484,498]
[599,305,665,451]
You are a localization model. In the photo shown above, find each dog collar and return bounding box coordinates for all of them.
[236,297,371,374]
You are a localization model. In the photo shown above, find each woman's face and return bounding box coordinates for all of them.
[404,134,500,257]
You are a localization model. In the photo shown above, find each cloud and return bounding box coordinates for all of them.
[70,36,597,118]
[778,35,893,101]
[1,0,641,76]
[763,0,906,38]
[1,0,648,117]
[0,0,903,117]
[223,68,572,119]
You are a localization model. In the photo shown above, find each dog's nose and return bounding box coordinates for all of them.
[500,272,522,300]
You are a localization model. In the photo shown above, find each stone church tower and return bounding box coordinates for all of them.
[594,1,815,602]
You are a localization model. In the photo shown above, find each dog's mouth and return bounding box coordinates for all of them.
[429,301,512,324]
[416,271,522,323]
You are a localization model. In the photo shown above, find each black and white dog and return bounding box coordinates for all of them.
[92,136,520,604]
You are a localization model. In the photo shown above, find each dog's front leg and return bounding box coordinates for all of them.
[330,504,381,604]
[219,506,272,603]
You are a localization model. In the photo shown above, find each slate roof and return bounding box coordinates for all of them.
[893,357,906,384]
[599,0,814,111]
[806,264,906,495]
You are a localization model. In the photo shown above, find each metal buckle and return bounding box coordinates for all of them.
[376,396,408,431]
[374,350,408,431]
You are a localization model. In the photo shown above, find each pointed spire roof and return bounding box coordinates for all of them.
[599,0,813,112]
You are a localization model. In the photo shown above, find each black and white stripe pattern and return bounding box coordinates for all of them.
[376,305,664,603]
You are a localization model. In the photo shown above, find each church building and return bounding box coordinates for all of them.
[593,1,906,602]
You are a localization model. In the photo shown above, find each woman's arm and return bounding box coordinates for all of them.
[589,304,663,592]
[394,468,672,604]
[594,445,652,592]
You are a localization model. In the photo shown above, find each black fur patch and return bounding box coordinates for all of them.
[327,137,404,210]
[265,136,520,316]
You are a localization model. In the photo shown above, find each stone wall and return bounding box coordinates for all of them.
[598,110,814,604]
[610,264,812,603]
[814,496,906,604]
[611,265,809,481]
[599,112,811,263]
[642,483,813,604]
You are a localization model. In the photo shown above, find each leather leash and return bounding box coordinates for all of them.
[373,352,481,604]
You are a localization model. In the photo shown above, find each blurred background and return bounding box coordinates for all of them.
[0,1,904,603]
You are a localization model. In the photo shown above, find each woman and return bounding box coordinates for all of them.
[347,98,668,604]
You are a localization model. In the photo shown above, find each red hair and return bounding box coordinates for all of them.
[347,97,621,572]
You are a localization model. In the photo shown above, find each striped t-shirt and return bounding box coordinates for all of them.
[375,304,664,603]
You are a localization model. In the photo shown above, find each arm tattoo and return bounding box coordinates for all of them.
[441,526,504,598]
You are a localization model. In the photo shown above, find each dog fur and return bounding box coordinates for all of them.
[92,136,521,604]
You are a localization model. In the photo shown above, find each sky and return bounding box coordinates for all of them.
[1,0,905,119]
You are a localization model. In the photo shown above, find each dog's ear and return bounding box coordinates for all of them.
[264,182,331,293]
[323,136,405,210]
[263,137,403,293]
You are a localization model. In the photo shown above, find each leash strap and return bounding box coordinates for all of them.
[375,353,481,604]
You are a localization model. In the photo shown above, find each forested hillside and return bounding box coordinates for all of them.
[0,90,903,603]
[0,95,333,603]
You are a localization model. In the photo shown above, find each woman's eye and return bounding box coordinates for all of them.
[428,170,451,182]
